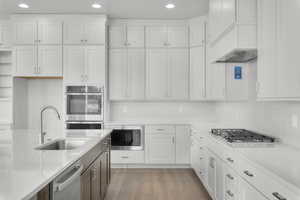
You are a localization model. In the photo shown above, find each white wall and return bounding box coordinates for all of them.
[14,79,63,139]
[109,102,217,124]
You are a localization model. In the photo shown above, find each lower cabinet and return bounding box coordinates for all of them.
[145,125,190,165]
[239,178,269,200]
[207,149,223,200]
[80,137,111,200]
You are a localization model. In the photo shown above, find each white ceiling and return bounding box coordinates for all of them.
[0,0,209,19]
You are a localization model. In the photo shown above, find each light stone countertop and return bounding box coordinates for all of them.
[0,129,112,200]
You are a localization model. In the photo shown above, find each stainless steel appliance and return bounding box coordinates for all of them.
[111,125,144,150]
[65,85,104,122]
[211,129,276,147]
[52,161,83,200]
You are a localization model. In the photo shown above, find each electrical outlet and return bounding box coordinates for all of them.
[291,114,298,128]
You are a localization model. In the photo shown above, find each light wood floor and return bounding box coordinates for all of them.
[105,169,212,200]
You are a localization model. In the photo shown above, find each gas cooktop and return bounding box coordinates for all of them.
[211,129,276,144]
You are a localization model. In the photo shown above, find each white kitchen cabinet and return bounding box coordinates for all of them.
[258,0,300,100]
[146,49,168,100]
[109,49,145,100]
[13,20,36,45]
[239,178,269,200]
[109,25,145,48]
[206,62,226,101]
[146,48,189,100]
[14,46,36,76]
[64,16,106,45]
[189,17,206,47]
[13,18,62,45]
[146,25,188,48]
[63,46,85,83]
[257,0,277,99]
[223,165,239,200]
[175,125,190,164]
[64,45,105,85]
[190,46,206,100]
[38,46,62,76]
[37,20,62,45]
[146,132,175,164]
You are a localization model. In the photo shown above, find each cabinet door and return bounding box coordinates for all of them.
[146,133,175,164]
[190,46,206,100]
[276,0,300,98]
[168,49,189,100]
[167,26,188,48]
[14,46,36,76]
[189,18,205,47]
[63,46,85,84]
[127,26,145,47]
[13,21,36,45]
[207,152,217,198]
[85,21,105,45]
[146,49,168,100]
[109,49,127,100]
[38,46,62,76]
[85,46,106,86]
[239,178,269,200]
[81,168,91,200]
[257,0,278,98]
[146,26,167,47]
[91,157,101,200]
[207,62,226,100]
[100,152,109,200]
[127,49,145,100]
[175,125,190,164]
[63,21,85,44]
[109,25,126,48]
[38,21,62,45]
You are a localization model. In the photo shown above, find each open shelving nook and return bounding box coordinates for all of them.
[0,48,13,129]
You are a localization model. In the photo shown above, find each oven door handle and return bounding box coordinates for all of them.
[66,121,103,124]
[66,93,103,95]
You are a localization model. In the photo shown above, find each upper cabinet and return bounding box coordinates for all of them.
[109,49,145,100]
[146,48,189,100]
[208,0,257,63]
[12,16,63,77]
[109,24,145,48]
[13,18,62,45]
[64,45,105,85]
[189,17,206,47]
[146,25,188,48]
[64,16,106,45]
[257,0,300,100]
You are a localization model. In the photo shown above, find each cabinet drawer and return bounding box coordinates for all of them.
[224,165,239,200]
[111,151,145,164]
[239,158,300,200]
[222,149,240,171]
[146,125,175,134]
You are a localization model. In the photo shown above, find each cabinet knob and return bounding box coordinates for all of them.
[244,170,254,177]
[272,192,287,200]
[226,190,234,197]
[227,157,234,163]
[226,174,234,180]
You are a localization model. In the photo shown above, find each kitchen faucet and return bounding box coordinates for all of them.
[40,106,61,144]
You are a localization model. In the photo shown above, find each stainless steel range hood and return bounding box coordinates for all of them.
[216,49,257,63]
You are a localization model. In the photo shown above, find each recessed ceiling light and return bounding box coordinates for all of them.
[18,3,29,8]
[165,3,176,9]
[92,3,102,9]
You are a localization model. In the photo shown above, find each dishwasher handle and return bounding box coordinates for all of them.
[54,164,83,192]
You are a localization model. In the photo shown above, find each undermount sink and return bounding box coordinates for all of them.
[35,139,88,150]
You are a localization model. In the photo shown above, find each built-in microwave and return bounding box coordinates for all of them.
[65,85,104,122]
[110,125,144,151]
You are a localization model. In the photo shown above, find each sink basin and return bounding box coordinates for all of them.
[35,139,87,150]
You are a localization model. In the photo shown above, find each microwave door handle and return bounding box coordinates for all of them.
[54,165,83,192]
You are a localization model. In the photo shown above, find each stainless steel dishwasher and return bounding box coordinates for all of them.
[52,161,83,200]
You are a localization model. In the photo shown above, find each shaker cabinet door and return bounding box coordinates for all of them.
[38,45,62,76]
[14,46,37,76]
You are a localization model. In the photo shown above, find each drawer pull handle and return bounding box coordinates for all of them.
[272,192,287,200]
[121,156,129,159]
[226,174,234,180]
[244,170,254,177]
[226,190,234,197]
[156,129,165,131]
[227,157,234,163]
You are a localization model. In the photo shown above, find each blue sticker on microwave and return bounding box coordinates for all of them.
[234,66,242,80]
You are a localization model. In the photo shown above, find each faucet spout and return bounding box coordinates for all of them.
[40,106,61,144]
